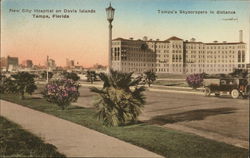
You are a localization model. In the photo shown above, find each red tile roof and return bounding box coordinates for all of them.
[165,36,183,41]
[112,38,127,41]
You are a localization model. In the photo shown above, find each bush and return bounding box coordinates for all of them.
[229,69,248,78]
[186,73,204,89]
[143,70,157,87]
[2,77,18,94]
[62,72,80,81]
[90,69,145,127]
[86,71,97,84]
[11,72,37,99]
[42,79,80,110]
[0,74,6,93]
[0,75,18,94]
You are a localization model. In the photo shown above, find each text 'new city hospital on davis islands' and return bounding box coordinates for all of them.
[111,30,246,74]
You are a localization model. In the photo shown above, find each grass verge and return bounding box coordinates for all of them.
[0,115,65,157]
[1,94,249,158]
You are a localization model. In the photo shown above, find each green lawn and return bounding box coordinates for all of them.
[1,94,249,158]
[0,116,65,157]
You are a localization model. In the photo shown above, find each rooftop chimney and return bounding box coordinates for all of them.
[143,36,148,41]
[239,30,243,42]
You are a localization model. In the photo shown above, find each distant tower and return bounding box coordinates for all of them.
[239,30,243,42]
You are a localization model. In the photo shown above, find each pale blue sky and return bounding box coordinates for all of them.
[1,0,250,66]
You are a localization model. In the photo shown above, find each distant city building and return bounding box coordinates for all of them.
[21,59,33,68]
[66,58,75,68]
[7,56,19,67]
[46,57,56,69]
[111,31,247,74]
[0,56,19,71]
[92,63,106,70]
[0,57,7,68]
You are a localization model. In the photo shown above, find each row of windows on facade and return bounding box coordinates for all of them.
[162,51,245,61]
[111,66,231,73]
[187,64,237,67]
[113,57,243,63]
[113,53,238,60]
[148,44,245,50]
[158,50,245,54]
[185,68,233,73]
[204,60,240,63]
[206,50,245,54]
[115,63,185,67]
[113,47,245,58]
[114,65,241,73]
[113,42,245,49]
[205,55,235,58]
[117,63,237,68]
[119,68,183,73]
[112,52,156,58]
[113,62,155,67]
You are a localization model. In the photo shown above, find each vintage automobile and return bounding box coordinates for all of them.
[203,78,249,99]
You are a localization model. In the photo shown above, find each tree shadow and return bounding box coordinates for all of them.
[67,106,86,110]
[24,96,42,100]
[148,107,237,125]
[164,83,180,86]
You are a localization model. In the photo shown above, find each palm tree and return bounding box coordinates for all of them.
[144,70,157,87]
[90,69,145,126]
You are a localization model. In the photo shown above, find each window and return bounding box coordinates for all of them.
[242,51,245,62]
[238,51,241,62]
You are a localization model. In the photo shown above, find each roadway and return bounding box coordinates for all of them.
[75,86,249,148]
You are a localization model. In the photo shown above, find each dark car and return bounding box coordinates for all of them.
[203,78,249,99]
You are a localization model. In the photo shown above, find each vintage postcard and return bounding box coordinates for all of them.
[1,0,250,157]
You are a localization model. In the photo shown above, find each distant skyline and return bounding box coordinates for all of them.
[1,0,250,67]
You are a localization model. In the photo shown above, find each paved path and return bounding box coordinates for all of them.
[0,100,163,157]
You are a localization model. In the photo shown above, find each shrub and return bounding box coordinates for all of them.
[0,75,18,94]
[90,69,145,127]
[144,70,157,87]
[42,79,80,110]
[229,69,248,78]
[2,77,18,94]
[62,72,80,81]
[86,71,97,84]
[11,72,37,99]
[186,73,204,89]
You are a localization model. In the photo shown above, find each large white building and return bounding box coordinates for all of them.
[111,31,247,74]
